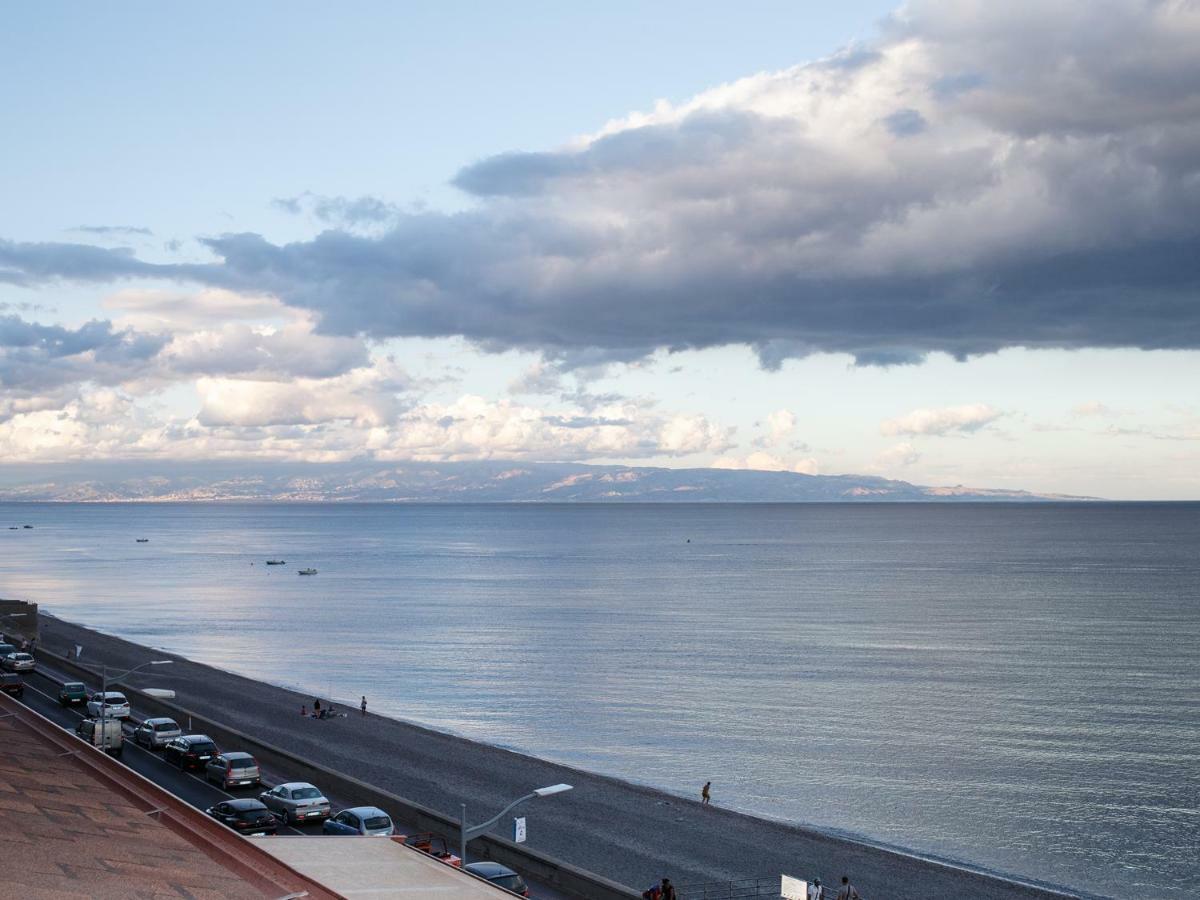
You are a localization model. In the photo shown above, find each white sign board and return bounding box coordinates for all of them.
[513,816,527,843]
[780,874,808,900]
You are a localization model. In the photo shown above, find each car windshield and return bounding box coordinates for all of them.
[192,742,216,753]
[291,788,322,800]
[105,694,127,703]
[230,760,256,770]
[154,722,178,731]
[363,816,391,829]
[65,683,84,690]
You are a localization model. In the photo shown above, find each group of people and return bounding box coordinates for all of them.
[808,876,863,899]
[300,695,369,719]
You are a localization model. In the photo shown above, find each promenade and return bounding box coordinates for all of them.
[36,614,1090,900]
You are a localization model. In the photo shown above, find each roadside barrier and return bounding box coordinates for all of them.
[37,649,642,900]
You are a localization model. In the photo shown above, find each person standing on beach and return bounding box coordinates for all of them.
[659,878,677,900]
[701,781,711,805]
[312,698,321,717]
[361,695,367,717]
[836,876,861,900]
[807,877,824,899]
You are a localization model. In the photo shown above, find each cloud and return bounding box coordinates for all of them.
[758,409,797,446]
[880,403,1001,436]
[103,288,285,330]
[712,451,818,475]
[3,1,1200,369]
[71,225,154,237]
[874,441,922,468]
[0,313,167,394]
[1072,400,1113,417]
[272,193,400,227]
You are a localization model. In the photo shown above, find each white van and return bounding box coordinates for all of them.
[75,717,124,756]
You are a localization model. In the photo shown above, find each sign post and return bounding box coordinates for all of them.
[513,816,527,843]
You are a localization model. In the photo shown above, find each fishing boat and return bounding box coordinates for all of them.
[298,568,318,576]
[136,538,149,543]
[266,559,286,565]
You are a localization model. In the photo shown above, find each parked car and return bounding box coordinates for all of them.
[0,673,23,698]
[205,798,279,836]
[322,806,394,836]
[258,782,331,824]
[75,717,124,756]
[2,652,35,672]
[464,862,530,897]
[400,832,462,867]
[59,681,88,706]
[163,734,219,770]
[0,643,16,661]
[205,752,261,789]
[132,717,182,749]
[85,691,131,719]
[1,652,34,672]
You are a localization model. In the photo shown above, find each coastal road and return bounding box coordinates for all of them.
[15,665,569,900]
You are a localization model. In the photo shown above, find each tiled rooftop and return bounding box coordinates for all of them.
[0,693,339,899]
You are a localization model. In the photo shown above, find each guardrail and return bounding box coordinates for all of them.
[36,648,642,900]
[676,877,784,899]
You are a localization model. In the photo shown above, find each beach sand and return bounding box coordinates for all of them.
[36,614,1089,900]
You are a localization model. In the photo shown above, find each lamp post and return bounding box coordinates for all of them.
[459,783,572,867]
[96,660,172,753]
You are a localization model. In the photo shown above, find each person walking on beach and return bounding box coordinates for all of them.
[361,695,367,717]
[701,781,711,805]
[659,878,677,900]
[808,877,824,899]
[837,876,861,900]
[312,698,321,717]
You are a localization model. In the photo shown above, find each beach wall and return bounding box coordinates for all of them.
[0,597,38,642]
[40,648,641,900]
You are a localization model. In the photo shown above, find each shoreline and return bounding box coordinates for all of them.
[33,612,1094,900]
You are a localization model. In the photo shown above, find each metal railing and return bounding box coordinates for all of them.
[676,876,784,899]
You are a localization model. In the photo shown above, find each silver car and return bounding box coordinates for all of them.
[133,717,181,749]
[86,691,131,719]
[322,806,395,836]
[259,782,331,824]
[205,751,261,789]
[1,652,34,672]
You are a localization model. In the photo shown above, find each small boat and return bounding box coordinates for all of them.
[298,568,318,576]
[7,526,17,530]
[22,525,33,529]
[265,559,286,565]
[136,538,150,543]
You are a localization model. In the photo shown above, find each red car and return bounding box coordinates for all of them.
[396,832,462,867]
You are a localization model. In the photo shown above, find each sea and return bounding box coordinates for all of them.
[1,502,1197,898]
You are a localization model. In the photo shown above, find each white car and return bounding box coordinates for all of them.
[1,652,35,672]
[259,782,331,824]
[86,691,131,719]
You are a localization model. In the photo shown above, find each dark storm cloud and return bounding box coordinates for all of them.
[0,314,167,393]
[2,1,1199,368]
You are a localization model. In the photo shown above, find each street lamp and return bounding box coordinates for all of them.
[459,783,572,866]
[95,660,172,754]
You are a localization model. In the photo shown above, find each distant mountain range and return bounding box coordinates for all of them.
[0,460,1096,502]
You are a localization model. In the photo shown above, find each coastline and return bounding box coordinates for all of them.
[33,613,1094,900]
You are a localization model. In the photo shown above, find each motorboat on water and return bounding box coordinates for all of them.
[136,538,149,543]
[298,568,318,576]
[266,559,286,565]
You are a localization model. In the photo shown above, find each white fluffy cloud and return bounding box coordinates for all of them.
[880,403,1001,436]
[874,441,922,469]
[371,395,732,462]
[712,451,819,475]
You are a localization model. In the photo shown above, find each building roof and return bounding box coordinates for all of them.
[0,691,339,900]
[260,836,506,897]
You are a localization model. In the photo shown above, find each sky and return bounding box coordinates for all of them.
[2,0,1199,500]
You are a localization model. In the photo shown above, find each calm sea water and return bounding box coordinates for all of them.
[1,502,1197,897]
